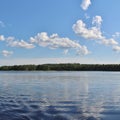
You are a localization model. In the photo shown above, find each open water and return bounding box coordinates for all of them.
[0,71,120,120]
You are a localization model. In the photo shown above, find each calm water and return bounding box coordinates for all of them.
[0,71,120,120]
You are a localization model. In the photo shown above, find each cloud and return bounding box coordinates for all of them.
[8,39,35,49]
[0,21,5,28]
[112,32,120,38]
[72,16,118,47]
[92,16,103,28]
[113,46,120,52]
[101,38,118,46]
[1,50,13,57]
[0,35,35,49]
[0,35,5,41]
[73,19,103,40]
[30,32,90,55]
[0,33,90,55]
[81,0,91,10]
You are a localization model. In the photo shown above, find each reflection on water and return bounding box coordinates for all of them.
[0,71,120,120]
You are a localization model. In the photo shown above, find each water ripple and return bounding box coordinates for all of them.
[0,71,120,120]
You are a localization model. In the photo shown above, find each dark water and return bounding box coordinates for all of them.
[0,71,120,120]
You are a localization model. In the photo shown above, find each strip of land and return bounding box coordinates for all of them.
[1,64,120,71]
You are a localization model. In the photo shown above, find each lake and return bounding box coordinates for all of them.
[0,71,120,120]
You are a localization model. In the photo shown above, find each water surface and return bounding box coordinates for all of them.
[0,71,120,120]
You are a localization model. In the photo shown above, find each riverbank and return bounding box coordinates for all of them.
[1,63,120,71]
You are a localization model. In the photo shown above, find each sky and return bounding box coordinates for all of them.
[0,0,120,65]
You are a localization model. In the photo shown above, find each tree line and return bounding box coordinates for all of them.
[1,63,120,71]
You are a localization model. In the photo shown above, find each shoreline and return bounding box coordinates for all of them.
[1,63,120,71]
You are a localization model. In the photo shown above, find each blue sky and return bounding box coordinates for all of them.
[0,0,120,65]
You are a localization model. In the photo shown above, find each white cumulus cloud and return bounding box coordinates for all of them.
[73,16,118,47]
[1,50,13,57]
[0,35,35,49]
[92,16,103,28]
[101,38,118,46]
[73,19,103,40]
[81,0,91,10]
[30,32,90,55]
[8,39,35,49]
[0,33,90,55]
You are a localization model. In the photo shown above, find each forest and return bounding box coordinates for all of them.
[1,63,120,71]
